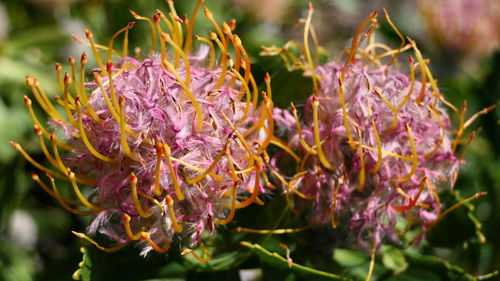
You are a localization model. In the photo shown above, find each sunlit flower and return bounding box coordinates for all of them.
[268,6,489,249]
[12,1,274,256]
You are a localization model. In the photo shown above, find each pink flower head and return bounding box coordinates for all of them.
[420,0,500,57]
[269,9,485,249]
[13,3,273,256]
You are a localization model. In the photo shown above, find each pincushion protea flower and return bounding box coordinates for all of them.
[266,5,491,251]
[419,0,499,57]
[11,0,275,257]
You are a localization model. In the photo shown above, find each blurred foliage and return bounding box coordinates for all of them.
[0,0,498,281]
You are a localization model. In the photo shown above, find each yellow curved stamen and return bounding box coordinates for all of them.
[398,56,416,110]
[237,35,252,85]
[184,144,227,184]
[118,97,137,161]
[123,27,130,57]
[84,29,108,76]
[383,8,405,66]
[140,232,171,253]
[71,34,120,56]
[161,143,185,201]
[408,38,458,113]
[311,96,333,170]
[243,99,269,137]
[368,116,382,173]
[24,96,75,151]
[226,145,239,183]
[68,56,80,97]
[258,99,274,153]
[49,134,69,173]
[374,87,398,133]
[55,62,64,92]
[169,156,224,182]
[26,77,62,122]
[154,16,168,63]
[122,214,141,240]
[270,137,300,162]
[410,192,487,245]
[62,73,78,128]
[459,131,477,161]
[210,32,228,89]
[75,99,117,163]
[107,22,134,62]
[32,173,81,206]
[184,0,204,54]
[73,231,127,252]
[230,68,251,125]
[33,125,59,169]
[291,102,316,154]
[162,33,191,86]
[165,195,183,232]
[219,111,255,168]
[249,70,259,109]
[68,170,105,212]
[130,10,156,53]
[346,12,378,66]
[303,3,318,91]
[10,141,66,179]
[350,142,413,161]
[464,105,496,129]
[231,225,311,234]
[78,53,101,123]
[153,144,164,196]
[398,123,418,182]
[129,173,153,218]
[163,60,204,133]
[235,160,261,209]
[94,73,119,121]
[194,35,215,69]
[181,248,211,263]
[424,105,445,158]
[338,78,354,147]
[47,175,94,215]
[204,7,225,46]
[166,0,183,46]
[355,128,366,191]
[216,183,237,225]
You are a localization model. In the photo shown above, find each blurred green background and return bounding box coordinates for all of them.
[0,0,498,280]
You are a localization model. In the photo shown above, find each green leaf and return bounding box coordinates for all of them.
[333,249,368,267]
[241,241,349,280]
[381,246,408,275]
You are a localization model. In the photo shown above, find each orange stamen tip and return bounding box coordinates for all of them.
[72,231,85,238]
[153,14,160,23]
[55,62,62,71]
[84,29,92,39]
[94,72,103,83]
[165,195,173,205]
[475,192,487,199]
[25,76,35,86]
[130,173,137,183]
[106,61,113,72]
[174,16,183,23]
[31,172,39,179]
[49,133,57,143]
[64,72,71,84]
[72,34,84,44]
[408,56,414,63]
[181,249,192,255]
[161,32,171,41]
[81,52,87,63]
[204,7,212,17]
[311,95,318,104]
[23,96,32,105]
[68,56,75,63]
[119,95,125,105]
[194,35,200,40]
[9,141,18,147]
[127,22,135,29]
[33,125,42,135]
[229,19,236,29]
[290,102,296,111]
[485,105,496,112]
[264,72,270,81]
[140,232,149,240]
[129,10,139,18]
[209,32,217,40]
[122,213,131,222]
[308,2,313,12]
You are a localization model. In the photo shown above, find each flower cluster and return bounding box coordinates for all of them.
[12,1,273,256]
[268,8,481,249]
[420,0,499,57]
